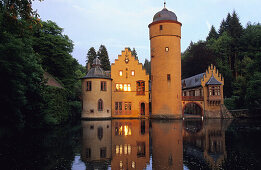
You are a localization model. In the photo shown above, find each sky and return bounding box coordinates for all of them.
[32,0,261,66]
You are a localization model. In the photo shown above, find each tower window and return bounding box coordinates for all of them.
[86,81,92,91]
[165,47,169,52]
[160,25,163,30]
[101,81,107,91]
[167,74,171,81]
[98,99,103,111]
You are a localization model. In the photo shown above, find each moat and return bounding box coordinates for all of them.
[1,119,261,169]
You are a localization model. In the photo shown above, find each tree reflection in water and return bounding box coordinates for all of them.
[1,119,261,169]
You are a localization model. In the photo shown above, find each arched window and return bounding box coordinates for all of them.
[98,99,103,111]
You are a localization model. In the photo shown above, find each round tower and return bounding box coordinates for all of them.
[81,57,112,119]
[149,5,182,118]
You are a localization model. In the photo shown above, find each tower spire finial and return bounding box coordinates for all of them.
[164,1,166,8]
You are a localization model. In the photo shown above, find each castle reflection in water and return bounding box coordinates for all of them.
[81,119,231,169]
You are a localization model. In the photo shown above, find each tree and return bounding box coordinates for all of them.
[206,25,218,41]
[86,47,96,66]
[143,59,151,75]
[132,48,138,60]
[228,11,243,39]
[181,41,216,79]
[33,20,77,89]
[0,5,45,129]
[97,45,110,71]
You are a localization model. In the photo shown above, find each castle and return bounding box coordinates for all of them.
[81,5,231,119]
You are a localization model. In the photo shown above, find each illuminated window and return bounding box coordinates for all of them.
[136,81,145,95]
[98,99,103,111]
[117,84,131,91]
[124,144,128,154]
[116,145,119,154]
[132,161,135,168]
[124,84,127,91]
[116,84,123,91]
[120,145,123,154]
[119,70,123,76]
[86,81,92,91]
[120,161,123,168]
[165,47,169,52]
[101,81,107,91]
[131,70,135,76]
[128,144,131,154]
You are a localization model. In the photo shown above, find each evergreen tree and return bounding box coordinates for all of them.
[143,59,151,75]
[206,25,218,41]
[181,41,216,79]
[219,19,227,35]
[218,13,231,35]
[97,45,110,71]
[132,48,138,60]
[86,47,96,66]
[228,11,243,39]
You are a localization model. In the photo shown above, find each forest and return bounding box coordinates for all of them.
[181,11,261,112]
[0,1,85,129]
[1,1,260,131]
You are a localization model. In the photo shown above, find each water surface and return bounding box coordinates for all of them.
[1,119,261,169]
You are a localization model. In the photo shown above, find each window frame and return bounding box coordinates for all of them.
[119,70,123,76]
[136,80,145,95]
[167,74,171,81]
[101,81,107,91]
[98,99,103,111]
[86,81,92,91]
[131,70,135,76]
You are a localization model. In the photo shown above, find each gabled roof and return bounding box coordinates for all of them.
[182,73,205,89]
[206,75,222,85]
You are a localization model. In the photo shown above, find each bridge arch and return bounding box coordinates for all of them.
[182,102,203,117]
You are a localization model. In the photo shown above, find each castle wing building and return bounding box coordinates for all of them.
[111,48,149,118]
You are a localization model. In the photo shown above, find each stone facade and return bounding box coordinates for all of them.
[81,58,112,119]
[81,121,112,168]
[111,48,150,118]
[182,65,232,118]
[81,78,112,118]
[149,9,182,118]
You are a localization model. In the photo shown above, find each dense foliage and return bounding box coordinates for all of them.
[86,45,111,71]
[182,11,261,111]
[0,1,84,129]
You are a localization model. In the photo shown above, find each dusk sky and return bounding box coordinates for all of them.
[32,0,261,65]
